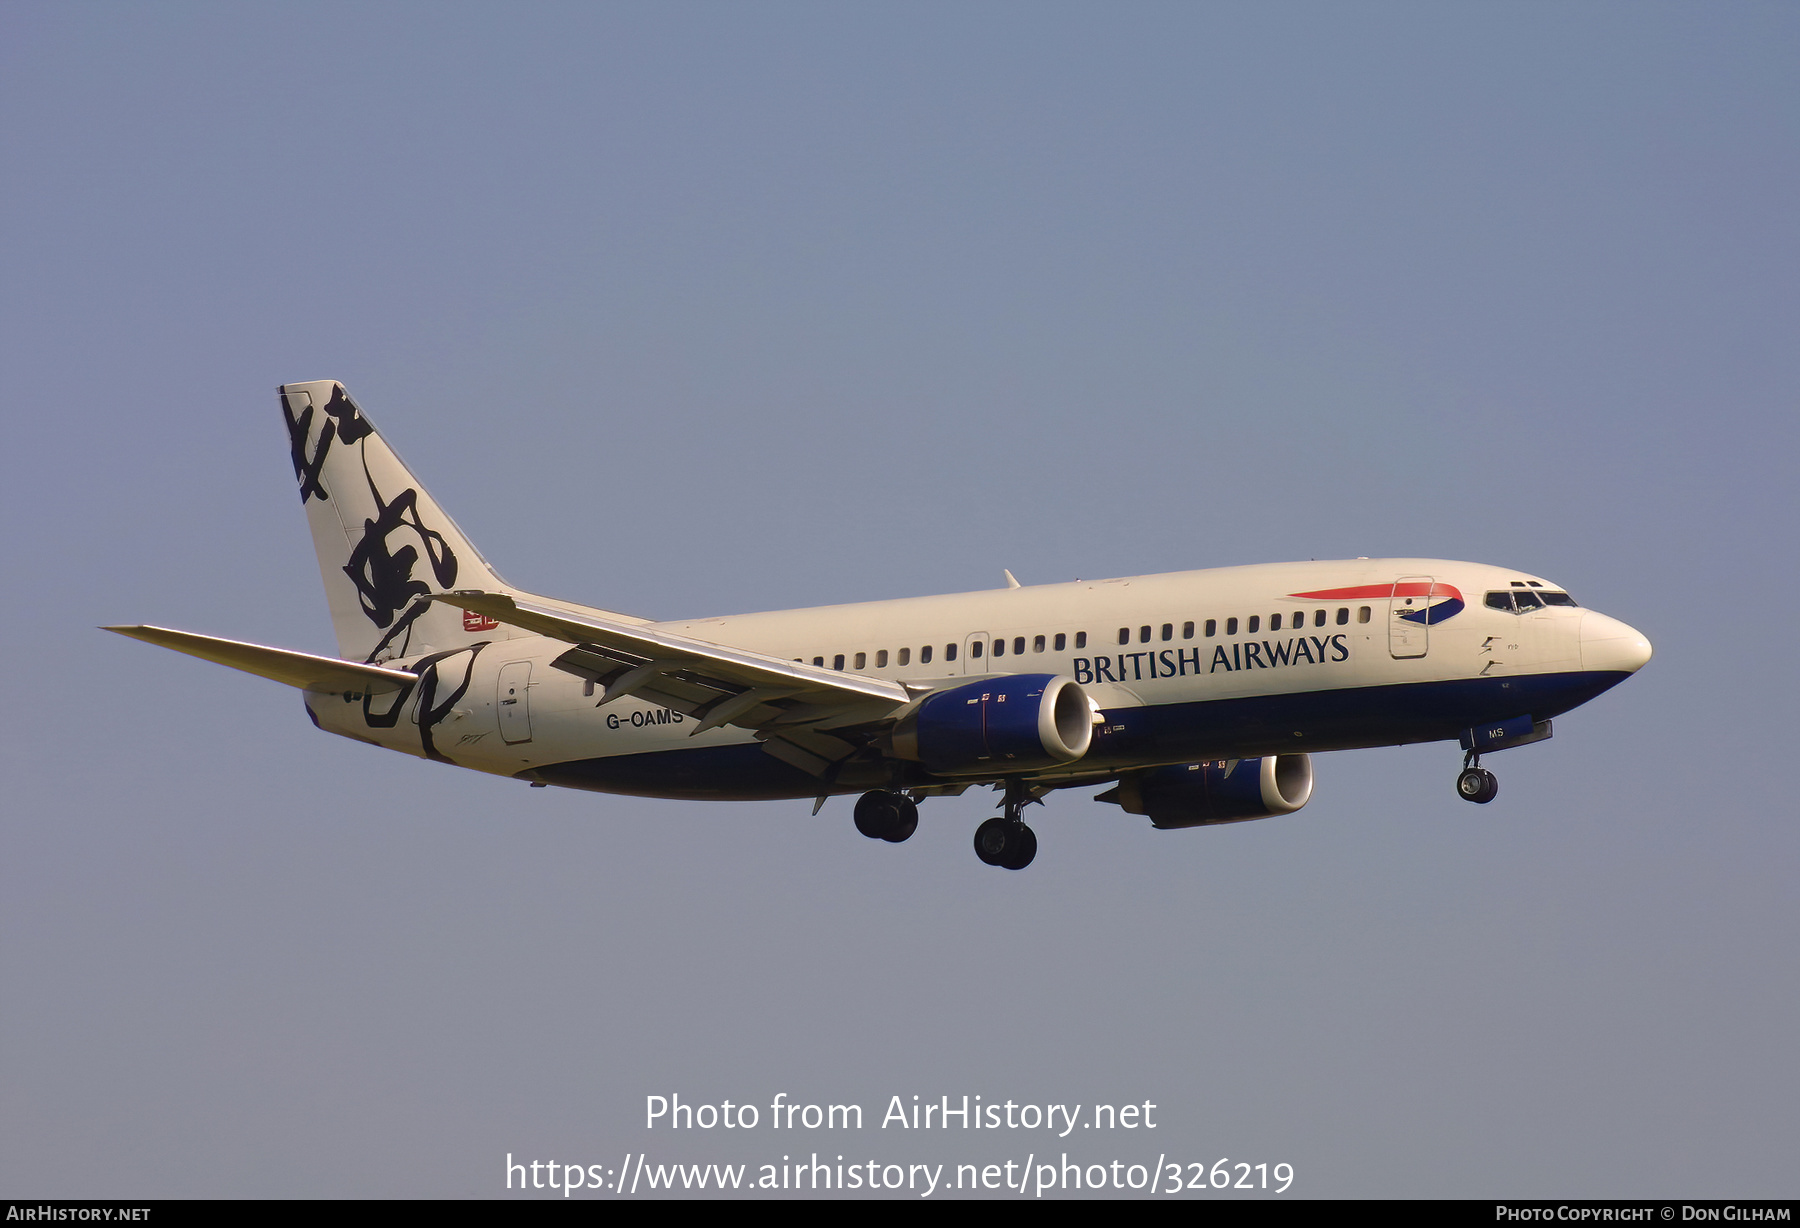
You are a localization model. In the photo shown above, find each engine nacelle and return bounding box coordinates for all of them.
[892,673,1093,775]
[1109,755,1313,828]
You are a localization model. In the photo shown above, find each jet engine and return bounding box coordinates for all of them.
[892,673,1093,775]
[1103,755,1313,828]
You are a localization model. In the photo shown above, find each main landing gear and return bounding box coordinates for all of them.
[1456,750,1499,805]
[853,790,918,842]
[974,781,1040,871]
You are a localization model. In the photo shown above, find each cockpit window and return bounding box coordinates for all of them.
[1488,589,1578,612]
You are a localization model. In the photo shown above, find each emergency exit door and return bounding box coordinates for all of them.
[962,631,991,676]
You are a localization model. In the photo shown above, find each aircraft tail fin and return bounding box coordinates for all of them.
[279,380,521,663]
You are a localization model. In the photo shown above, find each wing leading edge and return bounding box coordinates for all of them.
[437,592,918,777]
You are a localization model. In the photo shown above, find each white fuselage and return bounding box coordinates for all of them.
[304,557,1649,800]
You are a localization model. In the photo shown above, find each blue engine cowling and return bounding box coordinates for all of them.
[1105,755,1313,828]
[892,674,1094,775]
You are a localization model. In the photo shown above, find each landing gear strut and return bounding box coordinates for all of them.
[1456,750,1499,804]
[853,790,918,842]
[974,780,1040,870]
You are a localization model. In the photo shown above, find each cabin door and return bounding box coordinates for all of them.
[1388,576,1434,660]
[497,660,534,743]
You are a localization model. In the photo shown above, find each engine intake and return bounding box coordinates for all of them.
[1106,755,1313,828]
[893,674,1093,775]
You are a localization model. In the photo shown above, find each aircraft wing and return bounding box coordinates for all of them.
[438,592,917,774]
[104,625,420,694]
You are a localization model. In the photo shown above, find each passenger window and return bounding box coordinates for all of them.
[1014,636,1026,655]
[1336,607,1348,625]
[1161,623,1173,641]
[1248,615,1260,633]
[1357,606,1371,623]
[898,647,911,666]
[1204,619,1216,637]
[876,649,888,668]
[1182,621,1194,639]
[1034,635,1046,652]
[1271,613,1282,631]
[1118,628,1130,645]
[921,645,933,664]
[1054,633,1066,651]
[1314,609,1327,627]
[1139,625,1152,643]
[1514,591,1543,611]
[972,641,984,658]
[1293,610,1304,626]
[991,639,1003,657]
[853,652,866,669]
[1074,631,1086,649]
[833,654,845,670]
[813,656,824,667]
[1485,591,1514,612]
[944,644,956,662]
[1226,618,1238,635]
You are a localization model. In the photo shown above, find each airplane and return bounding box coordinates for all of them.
[107,380,1653,870]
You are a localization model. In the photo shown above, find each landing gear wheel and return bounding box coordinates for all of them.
[1456,767,1498,804]
[854,791,918,841]
[973,817,1037,870]
[883,797,918,843]
[975,779,1045,869]
[973,817,1011,866]
[999,823,1037,870]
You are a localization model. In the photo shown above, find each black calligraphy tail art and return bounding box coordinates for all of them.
[277,381,503,665]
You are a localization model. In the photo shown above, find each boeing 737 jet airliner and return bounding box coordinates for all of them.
[109,381,1652,869]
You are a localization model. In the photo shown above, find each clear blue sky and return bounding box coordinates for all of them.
[2,1,1794,1197]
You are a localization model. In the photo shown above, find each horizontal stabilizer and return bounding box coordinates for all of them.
[103,626,419,694]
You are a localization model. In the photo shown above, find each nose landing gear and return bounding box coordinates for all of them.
[853,790,919,842]
[1456,751,1499,804]
[974,781,1041,870]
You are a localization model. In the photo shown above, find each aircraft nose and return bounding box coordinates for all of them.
[1580,611,1653,675]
